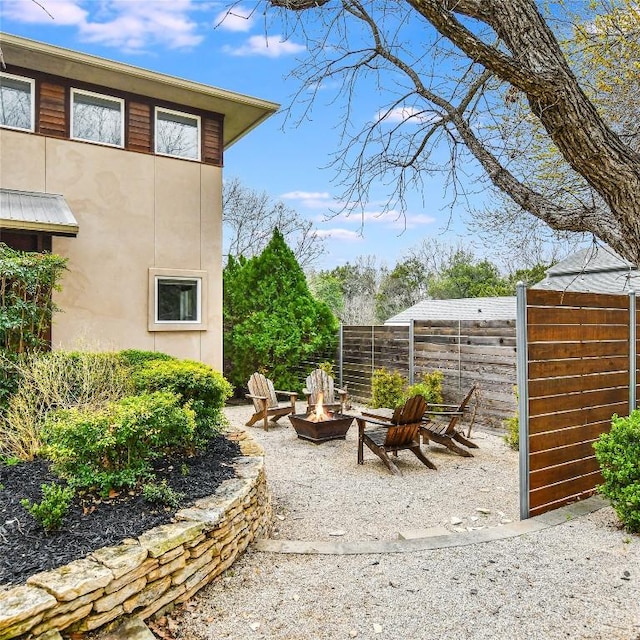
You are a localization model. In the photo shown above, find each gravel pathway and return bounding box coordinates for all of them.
[167,404,640,639]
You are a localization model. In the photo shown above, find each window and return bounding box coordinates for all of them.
[156,277,201,323]
[71,88,124,147]
[148,269,207,331]
[0,72,34,131]
[155,107,200,160]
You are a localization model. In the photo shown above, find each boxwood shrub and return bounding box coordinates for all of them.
[42,391,196,495]
[593,411,640,532]
[131,359,232,443]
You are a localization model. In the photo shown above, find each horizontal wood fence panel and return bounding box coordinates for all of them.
[527,307,629,326]
[527,324,629,342]
[528,356,628,379]
[528,371,630,398]
[528,340,628,360]
[529,403,626,434]
[529,421,612,453]
[526,289,629,309]
[529,387,628,416]
[529,471,602,512]
[529,455,601,491]
[529,440,599,471]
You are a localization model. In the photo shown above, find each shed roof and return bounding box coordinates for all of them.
[385,296,517,325]
[0,188,79,236]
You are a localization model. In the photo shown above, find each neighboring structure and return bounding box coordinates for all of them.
[532,246,640,294]
[0,33,278,369]
[384,296,516,325]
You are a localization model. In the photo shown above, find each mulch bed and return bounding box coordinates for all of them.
[0,435,240,586]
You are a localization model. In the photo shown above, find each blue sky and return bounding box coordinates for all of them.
[0,0,488,270]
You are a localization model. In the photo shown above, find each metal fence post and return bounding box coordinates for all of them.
[630,291,636,412]
[409,319,415,385]
[516,282,530,520]
[339,323,344,390]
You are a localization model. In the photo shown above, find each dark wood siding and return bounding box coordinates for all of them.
[203,116,223,166]
[38,81,66,137]
[127,101,152,153]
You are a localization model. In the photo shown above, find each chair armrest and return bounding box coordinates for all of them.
[275,390,298,399]
[246,394,268,401]
[357,415,398,428]
[361,408,394,421]
[336,387,348,395]
[302,387,311,396]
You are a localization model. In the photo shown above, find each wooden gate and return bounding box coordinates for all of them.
[518,287,635,518]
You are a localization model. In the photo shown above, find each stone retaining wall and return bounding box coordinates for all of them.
[0,428,270,640]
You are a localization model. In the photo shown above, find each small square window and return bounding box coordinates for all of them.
[0,72,35,132]
[156,277,201,323]
[71,88,124,147]
[155,107,200,160]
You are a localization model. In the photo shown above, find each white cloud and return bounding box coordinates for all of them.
[214,6,254,32]
[314,229,363,241]
[1,0,204,51]
[223,34,305,58]
[280,190,335,209]
[375,106,441,126]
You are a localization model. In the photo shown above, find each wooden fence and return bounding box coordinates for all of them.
[340,320,517,424]
[520,288,634,517]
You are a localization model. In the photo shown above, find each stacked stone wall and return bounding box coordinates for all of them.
[0,428,270,640]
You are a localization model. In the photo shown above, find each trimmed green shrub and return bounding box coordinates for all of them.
[131,359,232,443]
[142,480,184,508]
[119,349,177,371]
[0,350,131,460]
[371,368,407,409]
[21,482,75,532]
[594,411,640,532]
[405,370,444,405]
[42,391,196,495]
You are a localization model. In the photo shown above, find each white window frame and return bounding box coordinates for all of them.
[70,87,125,148]
[154,106,201,161]
[148,268,208,332]
[0,71,35,132]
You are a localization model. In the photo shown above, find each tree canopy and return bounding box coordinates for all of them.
[259,1,640,263]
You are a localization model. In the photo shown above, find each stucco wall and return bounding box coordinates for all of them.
[0,128,223,368]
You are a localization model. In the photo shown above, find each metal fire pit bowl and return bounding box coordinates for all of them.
[289,412,354,443]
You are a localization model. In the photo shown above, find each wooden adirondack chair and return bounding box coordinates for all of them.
[303,368,348,414]
[245,372,298,431]
[357,395,436,475]
[420,385,479,457]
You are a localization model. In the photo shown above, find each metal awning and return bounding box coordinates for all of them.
[0,188,79,236]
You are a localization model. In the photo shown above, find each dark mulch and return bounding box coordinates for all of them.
[0,436,241,586]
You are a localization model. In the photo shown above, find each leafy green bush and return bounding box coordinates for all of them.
[0,245,67,412]
[21,482,75,532]
[142,480,184,508]
[405,370,444,405]
[0,351,131,459]
[503,387,519,450]
[42,391,196,495]
[131,359,232,443]
[319,361,335,378]
[594,411,640,532]
[371,368,407,409]
[119,349,176,371]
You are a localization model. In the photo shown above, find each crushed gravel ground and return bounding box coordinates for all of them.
[118,403,640,639]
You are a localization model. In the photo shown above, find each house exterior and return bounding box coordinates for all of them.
[0,33,278,370]
[384,296,516,325]
[531,246,640,294]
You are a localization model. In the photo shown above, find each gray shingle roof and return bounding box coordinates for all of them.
[385,296,517,325]
[532,246,639,294]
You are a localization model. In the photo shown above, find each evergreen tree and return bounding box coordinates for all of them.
[224,229,338,391]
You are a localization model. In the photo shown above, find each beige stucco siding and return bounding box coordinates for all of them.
[0,129,223,369]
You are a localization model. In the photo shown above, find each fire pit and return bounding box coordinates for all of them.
[289,393,354,443]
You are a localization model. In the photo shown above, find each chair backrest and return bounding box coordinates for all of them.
[305,369,335,404]
[247,372,279,410]
[385,395,426,447]
[442,385,477,434]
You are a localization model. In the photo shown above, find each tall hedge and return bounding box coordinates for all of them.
[224,229,338,391]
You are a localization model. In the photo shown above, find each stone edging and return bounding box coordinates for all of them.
[0,427,269,640]
[255,495,608,555]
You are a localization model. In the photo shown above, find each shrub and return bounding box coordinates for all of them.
[503,387,519,450]
[0,351,131,459]
[405,370,444,405]
[142,480,184,508]
[119,349,177,371]
[42,391,196,495]
[319,361,335,378]
[21,482,75,532]
[371,368,407,409]
[594,412,640,532]
[132,359,232,443]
